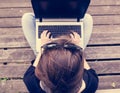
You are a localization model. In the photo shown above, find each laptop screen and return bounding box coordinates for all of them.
[31,0,90,19]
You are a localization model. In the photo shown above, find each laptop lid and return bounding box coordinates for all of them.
[31,0,90,19]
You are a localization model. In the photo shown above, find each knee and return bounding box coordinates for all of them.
[84,14,93,23]
[22,13,35,22]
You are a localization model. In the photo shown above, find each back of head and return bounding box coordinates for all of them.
[35,39,84,93]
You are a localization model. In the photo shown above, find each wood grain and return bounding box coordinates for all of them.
[1,6,120,18]
[0,61,120,78]
[0,0,120,8]
[0,0,120,91]
[0,46,120,63]
[0,48,35,63]
[85,46,120,59]
[0,79,28,93]
[88,6,120,15]
[0,76,120,93]
[0,25,120,48]
[0,15,120,28]
[0,8,33,18]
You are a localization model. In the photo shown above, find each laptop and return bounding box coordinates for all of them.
[31,0,90,52]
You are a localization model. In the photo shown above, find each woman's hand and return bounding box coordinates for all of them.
[70,32,83,48]
[40,30,51,47]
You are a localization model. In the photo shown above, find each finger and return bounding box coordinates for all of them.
[50,35,53,39]
[46,31,51,38]
[70,33,75,39]
[73,32,80,39]
[70,32,80,39]
[72,31,78,36]
[41,30,48,37]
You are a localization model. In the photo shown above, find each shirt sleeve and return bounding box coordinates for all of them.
[23,65,45,93]
[82,69,99,93]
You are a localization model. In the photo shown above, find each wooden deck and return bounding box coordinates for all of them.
[0,0,120,93]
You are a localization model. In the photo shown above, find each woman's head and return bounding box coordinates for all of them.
[35,39,84,93]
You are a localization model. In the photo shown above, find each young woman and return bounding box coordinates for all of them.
[23,30,98,93]
[21,3,98,91]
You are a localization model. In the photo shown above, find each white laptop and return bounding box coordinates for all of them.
[36,19,84,52]
[31,0,90,52]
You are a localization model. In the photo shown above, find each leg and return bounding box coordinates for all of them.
[21,13,37,55]
[83,14,93,49]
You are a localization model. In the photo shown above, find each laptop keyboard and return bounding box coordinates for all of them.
[38,25,81,38]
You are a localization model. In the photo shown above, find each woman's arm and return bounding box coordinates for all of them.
[33,30,51,67]
[84,59,90,70]
[70,32,91,70]
[33,51,42,67]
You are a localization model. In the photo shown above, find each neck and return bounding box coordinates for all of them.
[40,81,51,93]
[77,79,86,93]
[40,79,86,93]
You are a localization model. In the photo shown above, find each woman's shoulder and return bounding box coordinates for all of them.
[83,68,99,84]
[23,64,46,93]
[82,68,99,93]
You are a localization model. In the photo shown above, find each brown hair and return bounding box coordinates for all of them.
[35,39,84,93]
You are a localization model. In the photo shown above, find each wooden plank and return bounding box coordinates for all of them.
[0,18,20,28]
[93,15,120,25]
[0,0,120,8]
[89,61,120,74]
[85,46,120,59]
[96,89,120,93]
[0,28,29,48]
[0,48,35,63]
[88,6,120,15]
[85,46,120,60]
[0,35,29,48]
[0,79,28,93]
[0,76,120,93]
[0,25,119,48]
[0,64,30,78]
[89,25,120,45]
[98,76,120,89]
[0,61,120,78]
[0,8,32,18]
[0,0,28,3]
[0,46,120,63]
[91,0,120,6]
[0,28,24,35]
[0,1,31,8]
[1,6,120,18]
[0,3,31,8]
[0,15,120,28]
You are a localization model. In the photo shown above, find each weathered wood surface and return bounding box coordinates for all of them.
[0,46,120,63]
[0,76,120,92]
[0,0,120,8]
[0,15,120,28]
[96,89,120,93]
[0,80,28,93]
[0,48,35,63]
[0,25,120,48]
[0,79,120,93]
[1,6,120,18]
[0,61,120,90]
[0,0,120,93]
[0,61,120,78]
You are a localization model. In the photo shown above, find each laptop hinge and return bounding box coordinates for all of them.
[36,18,83,22]
[36,18,42,22]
